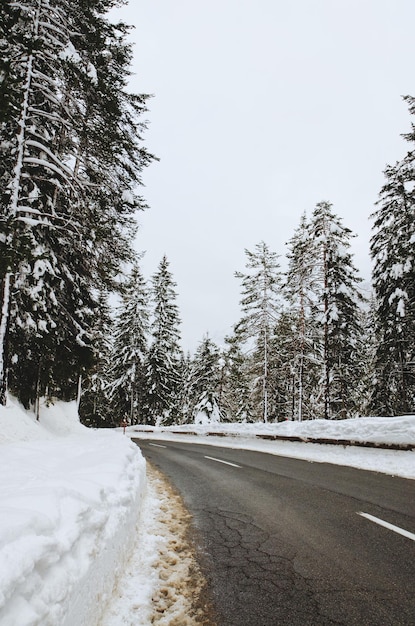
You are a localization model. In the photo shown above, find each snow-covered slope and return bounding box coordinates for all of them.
[0,398,146,626]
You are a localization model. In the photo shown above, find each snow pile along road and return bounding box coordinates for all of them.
[131,414,415,446]
[101,463,212,626]
[0,399,146,626]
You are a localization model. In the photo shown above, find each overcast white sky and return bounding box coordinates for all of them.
[111,0,415,353]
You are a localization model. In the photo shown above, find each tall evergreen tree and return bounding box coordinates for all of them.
[144,256,182,425]
[222,333,253,421]
[79,290,113,427]
[308,201,365,419]
[267,310,303,421]
[109,262,150,424]
[284,213,321,421]
[176,351,193,424]
[234,242,283,422]
[370,105,415,414]
[0,0,153,405]
[186,335,224,422]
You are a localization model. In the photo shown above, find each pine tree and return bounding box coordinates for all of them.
[186,335,224,422]
[370,117,415,414]
[79,290,113,427]
[109,263,150,425]
[308,201,365,419]
[222,334,253,421]
[176,351,193,424]
[267,310,302,421]
[194,391,221,426]
[284,213,321,421]
[0,0,92,402]
[0,0,154,405]
[144,256,182,425]
[355,296,376,416]
[234,242,283,422]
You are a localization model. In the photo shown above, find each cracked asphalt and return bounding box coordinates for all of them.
[135,440,415,626]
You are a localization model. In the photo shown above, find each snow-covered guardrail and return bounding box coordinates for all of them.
[132,428,414,452]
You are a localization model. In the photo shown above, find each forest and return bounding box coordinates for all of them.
[1,0,415,426]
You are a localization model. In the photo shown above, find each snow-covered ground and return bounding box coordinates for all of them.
[0,399,414,626]
[0,398,209,626]
[0,398,148,626]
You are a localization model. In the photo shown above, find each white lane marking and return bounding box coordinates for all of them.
[358,512,415,542]
[149,443,167,448]
[204,455,241,468]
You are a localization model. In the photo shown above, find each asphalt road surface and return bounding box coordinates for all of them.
[134,439,415,626]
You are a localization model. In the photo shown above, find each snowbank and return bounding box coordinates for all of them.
[0,398,146,626]
[133,414,415,446]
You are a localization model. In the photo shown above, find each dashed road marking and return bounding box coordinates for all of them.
[358,512,415,542]
[204,455,241,468]
[149,443,167,448]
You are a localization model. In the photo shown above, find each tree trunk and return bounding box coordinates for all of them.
[398,342,409,414]
[298,288,305,422]
[263,323,268,423]
[0,276,11,405]
[77,374,82,409]
[35,361,41,421]
[0,1,41,404]
[323,245,330,420]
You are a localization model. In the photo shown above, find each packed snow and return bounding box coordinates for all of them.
[0,397,414,626]
[0,398,146,626]
[0,398,209,626]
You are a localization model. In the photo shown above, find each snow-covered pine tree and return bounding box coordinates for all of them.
[370,107,415,414]
[267,310,304,421]
[234,241,283,422]
[186,334,224,423]
[79,290,114,427]
[108,262,150,425]
[308,201,365,419]
[0,0,72,404]
[354,295,376,416]
[283,213,321,421]
[193,390,221,427]
[0,0,153,406]
[222,333,253,422]
[176,351,193,424]
[144,256,183,425]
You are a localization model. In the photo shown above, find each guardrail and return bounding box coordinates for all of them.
[131,429,414,451]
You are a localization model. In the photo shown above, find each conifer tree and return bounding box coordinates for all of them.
[284,213,321,421]
[79,290,113,427]
[193,391,221,426]
[267,310,302,421]
[234,242,283,422]
[186,335,224,422]
[109,263,150,424]
[0,0,153,405]
[144,256,182,425]
[308,201,365,419]
[370,110,415,414]
[222,334,253,421]
[176,351,193,424]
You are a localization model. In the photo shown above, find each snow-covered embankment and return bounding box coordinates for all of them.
[0,399,146,626]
